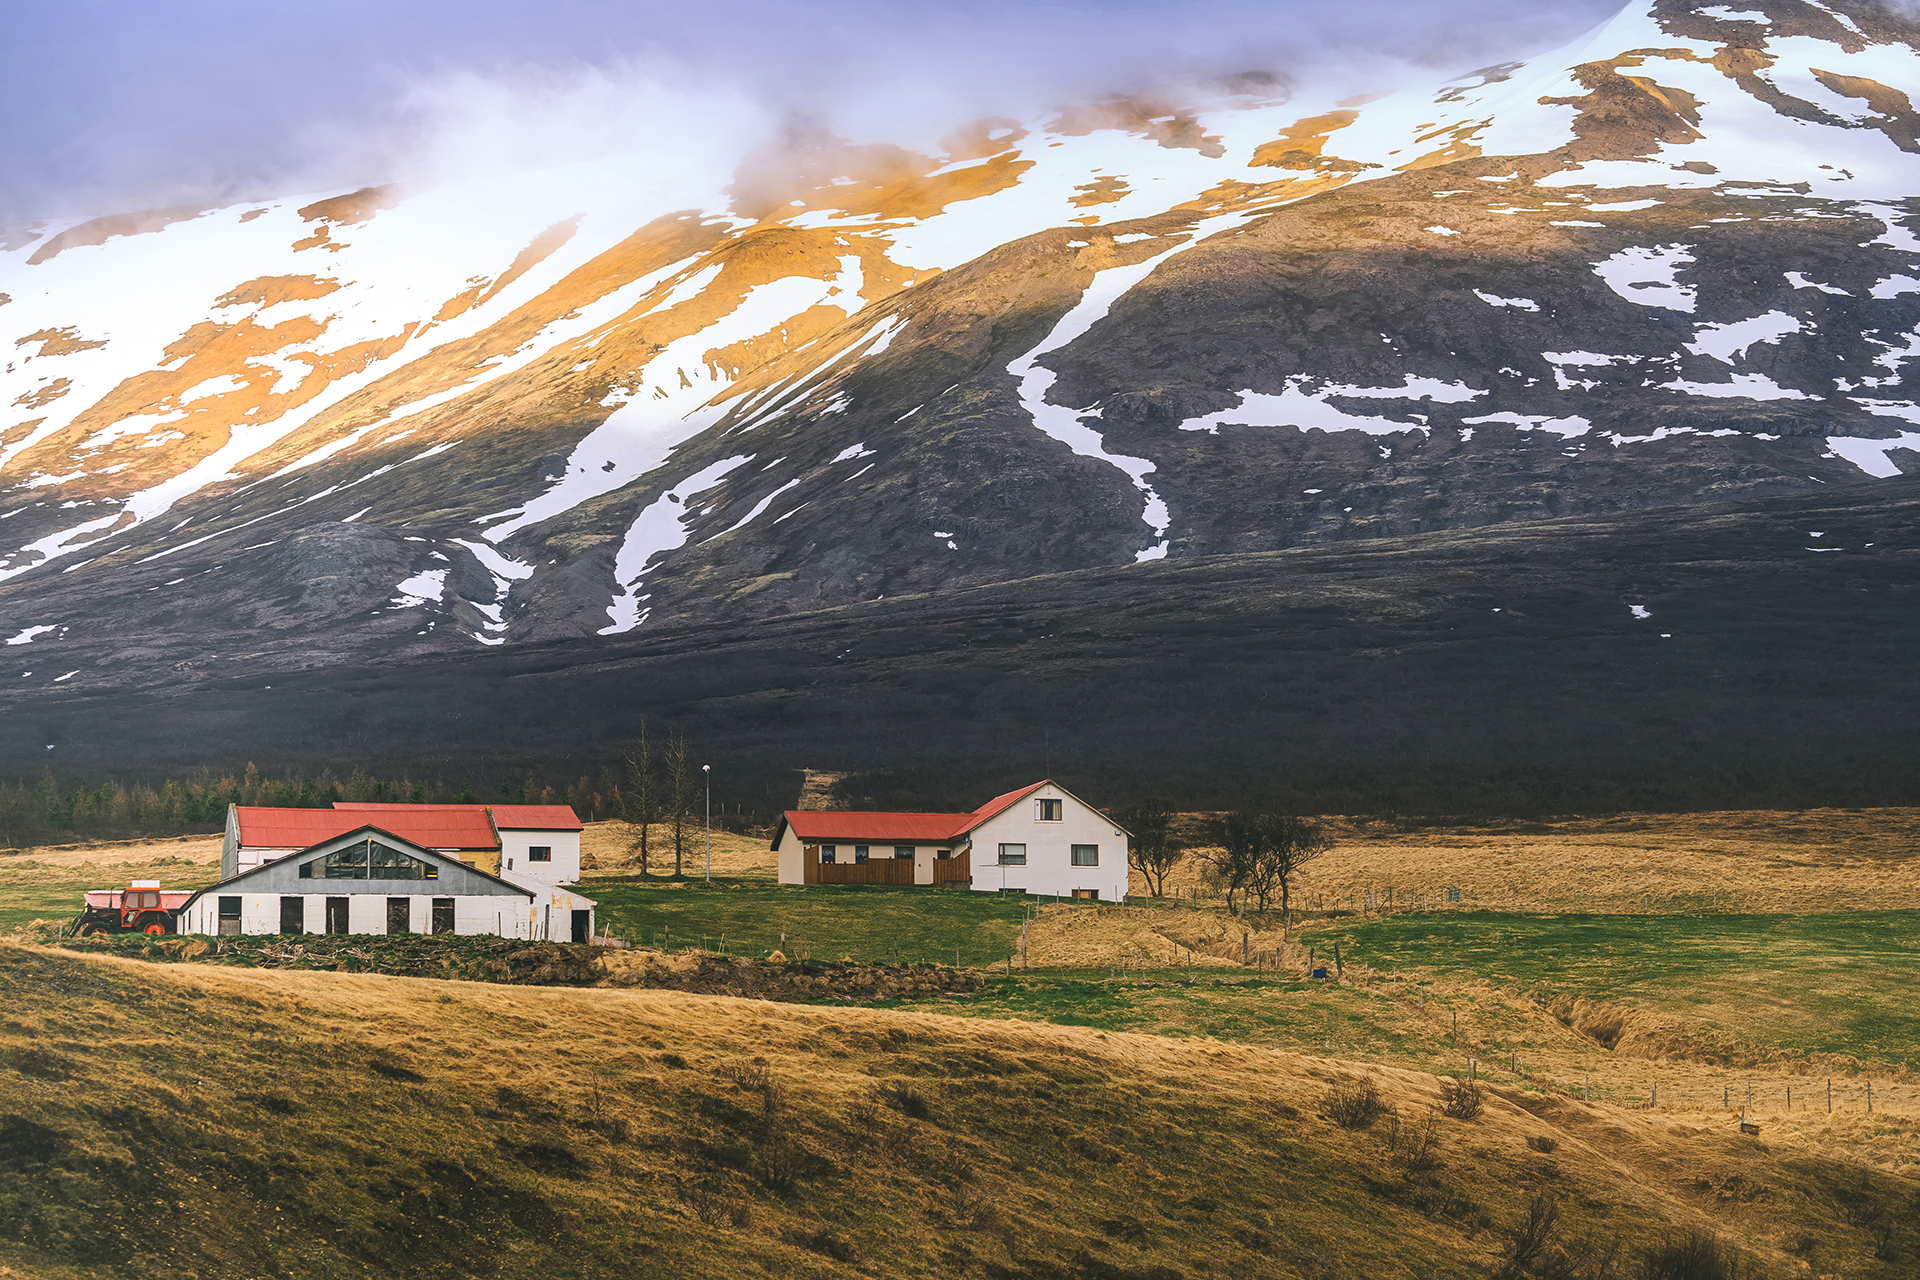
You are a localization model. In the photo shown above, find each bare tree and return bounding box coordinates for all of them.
[666,730,692,876]
[1204,812,1331,934]
[1256,814,1331,939]
[1116,798,1183,897]
[1203,812,1264,914]
[624,720,655,875]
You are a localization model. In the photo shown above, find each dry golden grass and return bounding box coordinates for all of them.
[1140,808,1920,913]
[0,834,222,872]
[580,820,774,878]
[3,941,1915,1279]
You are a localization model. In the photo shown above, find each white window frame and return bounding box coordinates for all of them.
[1036,798,1063,822]
[998,843,1028,866]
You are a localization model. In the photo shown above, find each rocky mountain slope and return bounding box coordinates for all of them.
[3,0,1920,693]
[7,477,1915,814]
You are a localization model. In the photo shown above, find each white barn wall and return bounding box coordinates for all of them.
[176,891,542,937]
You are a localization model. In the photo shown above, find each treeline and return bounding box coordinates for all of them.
[0,762,656,848]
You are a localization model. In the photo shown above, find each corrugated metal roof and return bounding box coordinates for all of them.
[332,801,583,831]
[967,780,1049,824]
[236,806,499,850]
[779,810,976,843]
[487,804,584,831]
[773,782,1061,849]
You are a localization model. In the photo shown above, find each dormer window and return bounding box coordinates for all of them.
[1037,798,1062,821]
[298,838,438,881]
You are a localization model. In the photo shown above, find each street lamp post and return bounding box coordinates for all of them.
[702,764,711,881]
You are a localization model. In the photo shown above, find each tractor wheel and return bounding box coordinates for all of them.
[77,921,105,937]
[142,920,168,936]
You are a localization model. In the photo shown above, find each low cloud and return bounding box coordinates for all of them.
[1,0,1629,224]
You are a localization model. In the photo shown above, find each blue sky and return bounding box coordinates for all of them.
[1,0,1626,221]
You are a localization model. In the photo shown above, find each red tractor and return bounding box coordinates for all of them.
[73,880,191,936]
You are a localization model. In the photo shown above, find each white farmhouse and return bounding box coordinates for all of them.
[179,825,597,941]
[772,780,1129,901]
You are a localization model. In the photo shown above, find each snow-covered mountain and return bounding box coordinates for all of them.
[4,0,1919,687]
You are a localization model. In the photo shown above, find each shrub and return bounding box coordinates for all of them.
[720,1059,772,1091]
[1323,1076,1390,1130]
[1440,1077,1484,1120]
[1636,1230,1743,1280]
[1528,1134,1559,1153]
[876,1081,931,1120]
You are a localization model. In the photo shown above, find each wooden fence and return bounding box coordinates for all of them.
[801,846,971,887]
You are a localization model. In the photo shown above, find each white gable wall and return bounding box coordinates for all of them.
[966,783,1127,901]
[775,824,806,883]
[499,829,581,884]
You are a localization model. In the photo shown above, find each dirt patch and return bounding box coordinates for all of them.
[46,932,979,1003]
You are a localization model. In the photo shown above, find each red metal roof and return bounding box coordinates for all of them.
[967,780,1048,824]
[774,782,1057,847]
[778,810,977,844]
[487,804,584,831]
[332,801,583,831]
[235,806,499,850]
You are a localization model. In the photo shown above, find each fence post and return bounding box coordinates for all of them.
[1827,1079,1832,1114]
[1243,932,1249,965]
[1868,1081,1873,1114]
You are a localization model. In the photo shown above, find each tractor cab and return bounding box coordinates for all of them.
[75,880,191,936]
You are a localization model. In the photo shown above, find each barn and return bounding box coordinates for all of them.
[178,824,597,940]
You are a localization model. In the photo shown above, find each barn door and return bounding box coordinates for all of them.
[571,910,590,944]
[325,897,350,935]
[431,899,455,934]
[386,898,411,934]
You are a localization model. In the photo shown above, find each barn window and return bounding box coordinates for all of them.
[528,846,552,862]
[299,839,439,881]
[1036,799,1063,821]
[1071,845,1099,867]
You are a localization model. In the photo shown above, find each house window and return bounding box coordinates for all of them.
[998,843,1027,866]
[529,846,552,862]
[1072,888,1101,901]
[1071,844,1099,866]
[894,845,915,860]
[1037,798,1063,821]
[936,849,952,860]
[820,844,837,864]
[854,845,870,864]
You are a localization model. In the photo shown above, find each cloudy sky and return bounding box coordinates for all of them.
[2,0,1629,222]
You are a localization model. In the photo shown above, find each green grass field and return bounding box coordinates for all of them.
[586,877,1029,967]
[1300,910,1920,1066]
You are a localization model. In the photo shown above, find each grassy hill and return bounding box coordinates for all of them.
[3,940,1917,1280]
